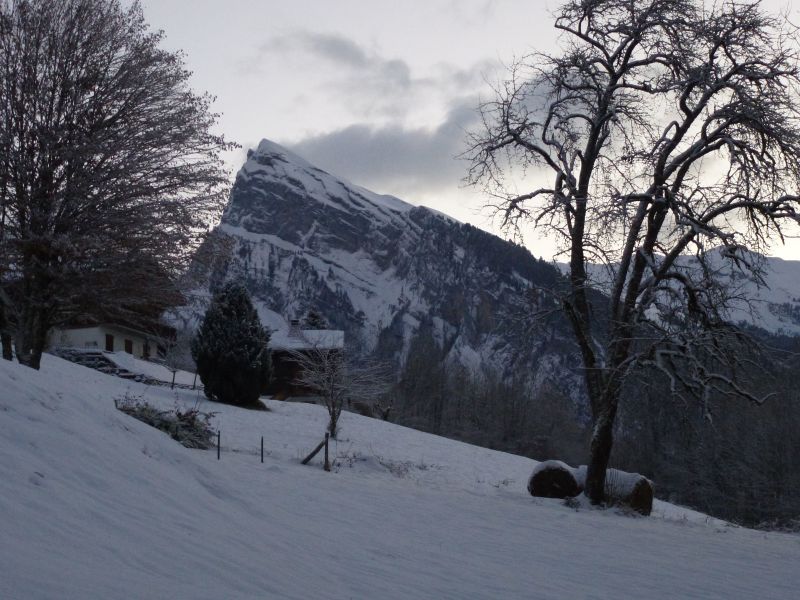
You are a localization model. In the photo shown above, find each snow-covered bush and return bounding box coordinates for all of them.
[115,395,217,449]
[191,283,271,408]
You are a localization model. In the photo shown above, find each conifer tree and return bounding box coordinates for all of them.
[191,283,271,408]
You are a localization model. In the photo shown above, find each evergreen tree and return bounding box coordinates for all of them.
[191,283,271,408]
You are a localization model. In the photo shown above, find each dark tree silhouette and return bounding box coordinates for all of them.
[0,0,235,368]
[467,0,800,503]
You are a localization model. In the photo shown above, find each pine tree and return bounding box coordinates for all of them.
[191,283,271,408]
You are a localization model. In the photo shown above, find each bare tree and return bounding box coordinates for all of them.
[467,0,800,503]
[288,347,391,438]
[0,0,235,369]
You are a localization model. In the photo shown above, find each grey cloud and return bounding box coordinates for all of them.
[254,31,411,87]
[378,58,411,88]
[441,0,500,27]
[243,31,416,117]
[243,31,499,119]
[266,30,495,90]
[287,99,481,198]
[265,31,372,69]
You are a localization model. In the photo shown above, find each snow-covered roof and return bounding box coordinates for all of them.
[268,328,344,351]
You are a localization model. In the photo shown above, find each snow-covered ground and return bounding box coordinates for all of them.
[1,356,798,599]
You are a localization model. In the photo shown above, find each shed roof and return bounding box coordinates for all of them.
[268,328,344,351]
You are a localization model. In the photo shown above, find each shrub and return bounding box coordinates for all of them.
[115,395,217,449]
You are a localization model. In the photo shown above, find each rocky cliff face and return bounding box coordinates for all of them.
[181,139,584,401]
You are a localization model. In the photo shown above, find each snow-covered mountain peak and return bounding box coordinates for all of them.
[185,139,576,400]
[225,138,415,234]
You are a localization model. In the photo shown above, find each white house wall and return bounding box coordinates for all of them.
[48,326,153,359]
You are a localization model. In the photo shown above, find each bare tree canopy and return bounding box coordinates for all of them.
[467,0,800,503]
[288,346,391,439]
[0,0,236,368]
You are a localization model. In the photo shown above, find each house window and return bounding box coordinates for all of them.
[105,334,114,352]
[124,339,133,354]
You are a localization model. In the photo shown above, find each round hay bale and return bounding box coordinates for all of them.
[623,477,654,516]
[527,460,581,498]
[604,468,654,516]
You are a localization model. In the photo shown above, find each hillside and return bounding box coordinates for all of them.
[2,356,799,599]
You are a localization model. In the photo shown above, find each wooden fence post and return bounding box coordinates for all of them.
[324,432,330,472]
[217,431,220,460]
[301,438,327,465]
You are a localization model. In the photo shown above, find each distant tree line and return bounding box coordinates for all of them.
[390,323,800,526]
[614,338,800,527]
[392,325,589,467]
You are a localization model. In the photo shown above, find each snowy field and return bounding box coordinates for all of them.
[1,356,799,599]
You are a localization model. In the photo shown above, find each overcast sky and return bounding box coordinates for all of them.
[138,0,800,261]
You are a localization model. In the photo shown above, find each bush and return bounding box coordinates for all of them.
[191,283,271,408]
[115,395,216,449]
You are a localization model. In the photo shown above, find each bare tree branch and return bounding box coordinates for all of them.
[465,0,800,504]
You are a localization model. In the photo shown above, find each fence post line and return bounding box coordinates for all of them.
[217,430,221,460]
[324,432,330,472]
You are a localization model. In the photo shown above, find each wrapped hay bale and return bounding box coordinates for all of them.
[618,475,654,516]
[527,460,582,499]
[574,466,654,515]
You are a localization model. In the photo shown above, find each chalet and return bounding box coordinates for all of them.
[47,321,174,360]
[267,319,344,399]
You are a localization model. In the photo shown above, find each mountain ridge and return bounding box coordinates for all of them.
[181,138,582,403]
[181,138,800,415]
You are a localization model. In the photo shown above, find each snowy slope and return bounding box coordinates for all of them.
[104,351,199,387]
[716,253,800,336]
[2,356,799,599]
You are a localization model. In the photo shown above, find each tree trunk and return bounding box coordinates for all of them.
[14,304,49,370]
[328,407,339,440]
[0,303,12,361]
[585,399,619,504]
[1,332,11,361]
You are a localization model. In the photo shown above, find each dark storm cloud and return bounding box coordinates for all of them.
[287,99,481,197]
